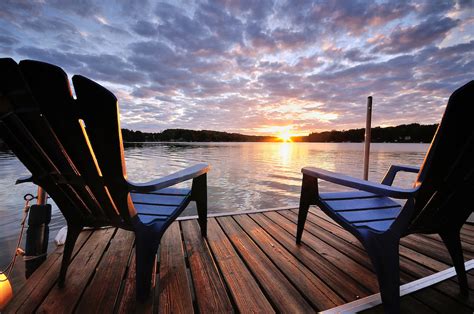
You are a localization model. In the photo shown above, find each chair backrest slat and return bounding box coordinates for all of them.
[1,59,94,221]
[0,115,97,222]
[73,75,135,222]
[0,58,130,226]
[409,81,474,233]
[0,58,116,223]
[17,60,124,225]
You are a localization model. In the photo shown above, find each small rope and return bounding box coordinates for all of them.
[0,193,34,282]
[23,252,47,262]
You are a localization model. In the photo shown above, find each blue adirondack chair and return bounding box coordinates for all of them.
[0,58,209,301]
[296,80,474,313]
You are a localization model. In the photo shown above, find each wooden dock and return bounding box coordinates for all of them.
[5,207,474,313]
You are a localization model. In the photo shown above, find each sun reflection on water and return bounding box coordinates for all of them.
[278,142,293,163]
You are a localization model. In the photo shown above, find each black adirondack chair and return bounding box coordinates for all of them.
[296,81,474,313]
[0,58,209,301]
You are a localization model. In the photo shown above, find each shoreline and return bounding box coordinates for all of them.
[123,140,431,144]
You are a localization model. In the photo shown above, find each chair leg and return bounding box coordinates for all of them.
[296,174,318,244]
[296,202,309,244]
[58,224,82,287]
[440,229,468,295]
[363,235,400,314]
[196,198,207,238]
[192,174,208,237]
[135,230,160,302]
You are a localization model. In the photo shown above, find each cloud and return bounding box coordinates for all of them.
[343,48,376,62]
[0,0,43,22]
[118,0,151,19]
[129,40,176,59]
[280,0,415,36]
[195,2,244,46]
[21,17,78,34]
[0,34,18,46]
[15,46,146,85]
[414,0,456,16]
[222,0,274,21]
[372,16,460,54]
[47,0,102,18]
[132,20,159,37]
[3,0,473,135]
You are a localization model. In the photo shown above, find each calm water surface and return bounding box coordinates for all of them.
[0,142,428,289]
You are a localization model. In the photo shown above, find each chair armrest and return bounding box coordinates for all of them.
[302,167,418,199]
[16,174,34,184]
[127,163,210,193]
[381,164,420,186]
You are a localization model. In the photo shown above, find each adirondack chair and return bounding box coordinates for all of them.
[0,58,209,301]
[296,80,474,313]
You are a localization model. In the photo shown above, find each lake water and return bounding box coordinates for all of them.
[0,142,429,290]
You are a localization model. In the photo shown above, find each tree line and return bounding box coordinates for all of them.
[122,123,438,143]
[297,123,438,143]
[121,128,275,142]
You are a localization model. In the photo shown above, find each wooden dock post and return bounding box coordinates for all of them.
[24,186,51,278]
[363,96,372,180]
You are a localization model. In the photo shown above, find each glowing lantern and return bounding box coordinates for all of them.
[0,272,13,310]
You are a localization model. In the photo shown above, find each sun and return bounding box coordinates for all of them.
[277,129,293,142]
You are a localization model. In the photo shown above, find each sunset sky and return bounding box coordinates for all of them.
[1,0,473,136]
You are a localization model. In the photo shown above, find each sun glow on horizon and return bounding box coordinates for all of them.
[278,130,293,142]
[276,126,295,142]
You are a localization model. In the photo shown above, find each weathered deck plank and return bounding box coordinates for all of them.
[266,210,379,294]
[217,215,314,312]
[157,222,194,314]
[76,228,134,313]
[306,208,474,310]
[4,230,93,313]
[116,247,154,313]
[234,214,342,310]
[4,208,474,313]
[252,211,372,301]
[181,219,233,313]
[205,218,274,313]
[36,228,115,313]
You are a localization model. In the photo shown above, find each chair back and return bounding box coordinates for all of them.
[0,58,135,228]
[409,81,474,233]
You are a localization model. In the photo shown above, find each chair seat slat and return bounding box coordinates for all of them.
[319,191,376,200]
[130,192,190,206]
[138,214,169,225]
[353,220,395,232]
[322,195,400,211]
[145,187,191,196]
[336,207,401,223]
[134,203,181,216]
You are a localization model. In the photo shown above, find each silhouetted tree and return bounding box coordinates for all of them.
[121,124,438,143]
